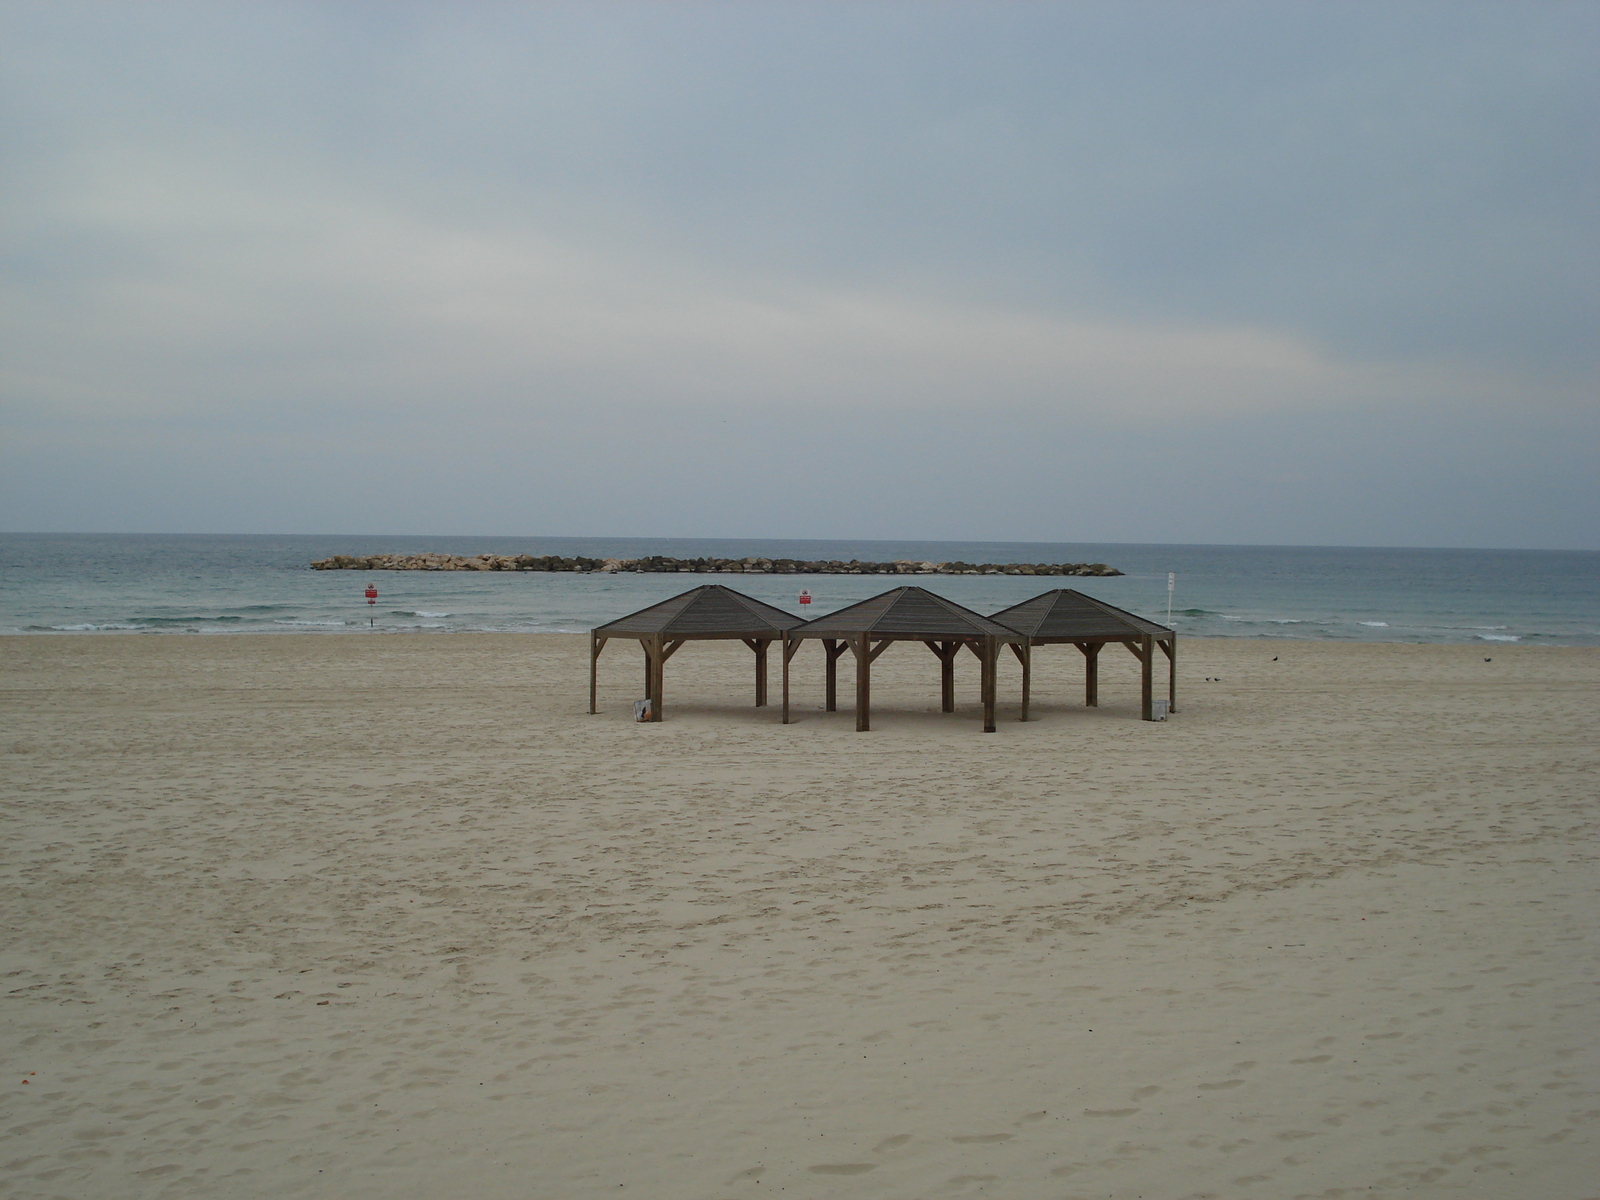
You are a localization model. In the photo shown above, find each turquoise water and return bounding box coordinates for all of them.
[1,533,1595,646]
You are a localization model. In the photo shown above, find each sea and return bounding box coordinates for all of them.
[1,533,1596,647]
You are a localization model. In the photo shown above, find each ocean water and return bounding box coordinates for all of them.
[1,533,1595,647]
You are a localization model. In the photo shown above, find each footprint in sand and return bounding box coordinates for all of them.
[809,1163,877,1175]
[951,1133,1012,1143]
[1083,1108,1140,1117]
[873,1135,912,1153]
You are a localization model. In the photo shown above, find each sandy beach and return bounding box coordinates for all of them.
[2,632,1596,1200]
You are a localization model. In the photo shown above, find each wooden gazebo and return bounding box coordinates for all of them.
[781,587,1030,733]
[590,585,805,722]
[989,589,1176,721]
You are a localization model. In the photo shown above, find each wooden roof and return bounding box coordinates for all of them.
[790,586,1025,641]
[593,585,804,638]
[989,588,1172,640]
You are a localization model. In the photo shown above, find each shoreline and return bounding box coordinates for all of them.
[5,629,1586,650]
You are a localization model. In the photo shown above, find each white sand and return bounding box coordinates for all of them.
[2,633,1596,1199]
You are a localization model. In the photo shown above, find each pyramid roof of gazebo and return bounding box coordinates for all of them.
[593,585,804,638]
[791,586,1024,641]
[990,588,1171,640]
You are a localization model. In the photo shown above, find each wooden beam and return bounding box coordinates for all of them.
[1140,633,1154,721]
[1013,641,1031,722]
[824,639,846,712]
[651,634,666,722]
[1080,641,1101,707]
[589,632,603,714]
[662,638,687,662]
[854,632,872,732]
[781,631,791,724]
[1164,636,1178,714]
[981,636,997,733]
[754,638,768,707]
[921,640,960,712]
[867,637,893,663]
[641,638,653,702]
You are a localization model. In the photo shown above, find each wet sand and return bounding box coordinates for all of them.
[2,633,1596,1199]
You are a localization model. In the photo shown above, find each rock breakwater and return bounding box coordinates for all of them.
[310,553,1122,576]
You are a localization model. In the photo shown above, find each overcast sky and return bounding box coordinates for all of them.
[2,1,1595,548]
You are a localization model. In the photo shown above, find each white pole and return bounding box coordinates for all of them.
[1167,572,1175,626]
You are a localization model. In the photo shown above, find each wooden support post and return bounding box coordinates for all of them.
[981,636,997,732]
[589,634,606,714]
[1010,641,1031,721]
[924,641,958,712]
[1140,634,1154,721]
[1022,642,1031,722]
[1080,642,1101,707]
[641,638,653,702]
[744,638,769,707]
[650,634,666,722]
[854,633,871,732]
[781,632,793,724]
[1160,635,1178,714]
[824,639,845,711]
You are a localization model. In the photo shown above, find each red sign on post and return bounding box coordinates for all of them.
[798,590,812,607]
[365,585,378,605]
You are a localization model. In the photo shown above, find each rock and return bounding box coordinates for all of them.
[307,552,1123,576]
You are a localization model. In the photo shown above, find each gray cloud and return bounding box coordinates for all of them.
[1,1,1595,546]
